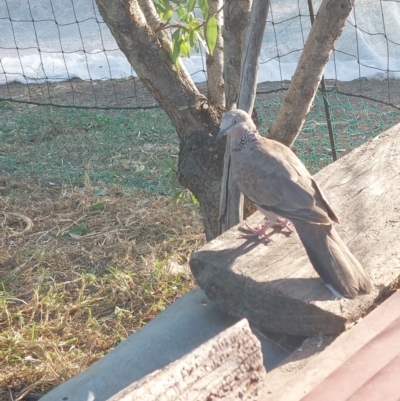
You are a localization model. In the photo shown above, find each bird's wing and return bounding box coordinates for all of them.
[255,170,332,225]
[237,138,332,225]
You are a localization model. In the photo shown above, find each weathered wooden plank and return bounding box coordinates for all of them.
[191,123,400,336]
[263,290,400,401]
[107,319,267,401]
[300,315,400,401]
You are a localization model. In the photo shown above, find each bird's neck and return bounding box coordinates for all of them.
[231,130,257,152]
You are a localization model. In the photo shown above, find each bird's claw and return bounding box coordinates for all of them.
[274,218,294,233]
[240,222,274,243]
[240,218,294,243]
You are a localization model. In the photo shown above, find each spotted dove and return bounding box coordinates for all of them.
[216,108,373,299]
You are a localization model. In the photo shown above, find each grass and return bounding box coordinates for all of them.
[0,103,177,193]
[0,178,203,400]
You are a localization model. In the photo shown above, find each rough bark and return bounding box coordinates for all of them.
[107,319,267,401]
[268,0,354,146]
[217,0,251,235]
[137,0,171,50]
[223,0,251,109]
[206,0,225,107]
[218,0,269,235]
[218,146,244,234]
[237,0,270,113]
[95,0,224,241]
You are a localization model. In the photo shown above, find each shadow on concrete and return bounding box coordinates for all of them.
[40,286,304,401]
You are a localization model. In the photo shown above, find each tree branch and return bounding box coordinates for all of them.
[206,0,225,107]
[268,0,354,146]
[222,0,251,109]
[237,0,269,114]
[96,0,225,241]
[137,0,171,51]
[95,0,203,137]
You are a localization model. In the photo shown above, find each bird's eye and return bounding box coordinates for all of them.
[233,118,238,124]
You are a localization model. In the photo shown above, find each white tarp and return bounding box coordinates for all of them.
[0,0,399,85]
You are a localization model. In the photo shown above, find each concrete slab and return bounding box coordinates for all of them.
[41,287,293,401]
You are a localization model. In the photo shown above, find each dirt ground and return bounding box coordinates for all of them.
[1,76,400,110]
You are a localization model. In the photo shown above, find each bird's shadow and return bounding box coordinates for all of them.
[238,224,295,242]
[191,240,339,303]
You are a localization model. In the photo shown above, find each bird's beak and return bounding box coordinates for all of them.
[215,126,228,142]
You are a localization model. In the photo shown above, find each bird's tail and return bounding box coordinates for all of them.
[293,222,374,298]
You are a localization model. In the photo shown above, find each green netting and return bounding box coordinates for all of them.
[1,89,400,192]
[256,90,400,173]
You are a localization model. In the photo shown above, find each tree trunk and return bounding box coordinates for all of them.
[216,0,251,236]
[268,0,354,146]
[206,0,225,107]
[237,0,269,114]
[95,0,224,241]
[218,0,270,234]
[222,0,251,109]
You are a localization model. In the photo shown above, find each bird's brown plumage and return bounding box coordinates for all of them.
[218,109,373,298]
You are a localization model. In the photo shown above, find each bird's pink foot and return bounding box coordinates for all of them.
[240,222,273,243]
[274,218,294,233]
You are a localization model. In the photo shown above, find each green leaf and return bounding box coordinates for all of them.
[171,191,184,203]
[198,0,209,19]
[171,40,182,67]
[159,0,169,9]
[172,28,181,42]
[171,29,183,67]
[187,15,200,30]
[154,2,166,15]
[162,5,174,22]
[181,41,191,58]
[188,30,199,51]
[177,5,185,20]
[190,191,199,205]
[187,0,196,12]
[66,223,90,237]
[206,15,218,55]
[159,154,177,173]
[89,202,106,210]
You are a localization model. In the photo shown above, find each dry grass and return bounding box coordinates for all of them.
[0,174,204,400]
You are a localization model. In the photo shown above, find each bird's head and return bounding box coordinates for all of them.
[215,108,257,143]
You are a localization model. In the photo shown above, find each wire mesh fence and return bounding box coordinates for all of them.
[1,0,400,193]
